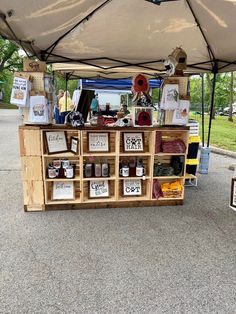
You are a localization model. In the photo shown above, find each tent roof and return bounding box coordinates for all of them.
[1,0,236,75]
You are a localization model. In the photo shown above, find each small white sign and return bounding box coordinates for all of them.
[52,181,75,200]
[45,131,68,154]
[10,76,28,107]
[230,178,236,210]
[123,133,144,152]
[123,179,142,196]
[88,133,109,152]
[89,180,109,198]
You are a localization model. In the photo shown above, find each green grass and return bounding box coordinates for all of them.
[190,113,236,152]
[0,102,18,109]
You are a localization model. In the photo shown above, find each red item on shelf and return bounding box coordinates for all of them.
[152,179,163,199]
[161,139,186,153]
[155,132,162,153]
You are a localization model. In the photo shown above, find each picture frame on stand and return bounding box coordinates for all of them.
[70,137,79,155]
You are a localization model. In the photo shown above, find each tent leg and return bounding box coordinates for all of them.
[207,72,217,147]
[65,73,69,112]
[201,74,205,147]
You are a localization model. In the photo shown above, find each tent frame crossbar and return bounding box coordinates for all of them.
[185,0,215,67]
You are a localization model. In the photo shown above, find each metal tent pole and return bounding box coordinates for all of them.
[65,73,69,111]
[207,72,217,147]
[201,73,205,147]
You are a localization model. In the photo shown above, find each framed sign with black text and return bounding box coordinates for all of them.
[88,132,110,152]
[89,180,110,198]
[45,131,68,154]
[123,179,142,196]
[123,132,144,152]
[52,181,75,200]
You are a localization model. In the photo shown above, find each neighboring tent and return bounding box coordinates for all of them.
[1,0,236,75]
[81,79,161,90]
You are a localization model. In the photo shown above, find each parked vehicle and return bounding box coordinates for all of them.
[223,104,236,115]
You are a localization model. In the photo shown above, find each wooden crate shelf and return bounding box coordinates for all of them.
[19,125,189,211]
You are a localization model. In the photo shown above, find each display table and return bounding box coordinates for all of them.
[19,125,189,211]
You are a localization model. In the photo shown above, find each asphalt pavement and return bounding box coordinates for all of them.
[0,109,236,314]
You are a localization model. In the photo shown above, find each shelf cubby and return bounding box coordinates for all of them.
[45,180,81,204]
[81,130,117,155]
[82,179,116,202]
[82,156,116,179]
[119,156,151,177]
[152,178,184,201]
[43,155,81,180]
[119,130,154,154]
[153,154,185,178]
[118,178,151,201]
[41,129,80,155]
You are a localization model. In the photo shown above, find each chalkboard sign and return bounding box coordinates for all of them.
[123,132,144,152]
[230,178,236,210]
[52,181,75,200]
[45,131,68,154]
[123,179,142,196]
[89,180,110,198]
[88,132,110,152]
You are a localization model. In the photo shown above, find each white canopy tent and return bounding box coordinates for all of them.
[1,0,236,76]
[1,0,235,146]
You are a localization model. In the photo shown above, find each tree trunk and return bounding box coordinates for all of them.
[228,72,234,122]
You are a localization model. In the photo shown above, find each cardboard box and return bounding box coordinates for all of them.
[23,59,47,72]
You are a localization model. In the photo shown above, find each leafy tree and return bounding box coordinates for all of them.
[0,38,23,103]
[0,39,23,72]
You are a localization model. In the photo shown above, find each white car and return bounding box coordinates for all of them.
[223,104,236,115]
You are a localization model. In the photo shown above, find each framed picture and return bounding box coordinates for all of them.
[123,132,144,152]
[52,181,75,200]
[230,178,236,210]
[123,179,142,196]
[70,137,79,155]
[88,132,110,152]
[45,131,68,154]
[89,180,110,198]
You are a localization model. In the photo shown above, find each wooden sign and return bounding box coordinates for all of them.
[23,59,47,72]
[230,178,236,210]
[123,132,144,152]
[45,131,68,154]
[88,132,109,152]
[89,180,109,198]
[52,181,75,200]
[123,179,142,196]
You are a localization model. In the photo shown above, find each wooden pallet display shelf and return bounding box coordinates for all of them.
[19,125,189,211]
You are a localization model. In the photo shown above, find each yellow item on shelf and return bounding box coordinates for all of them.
[161,180,183,198]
